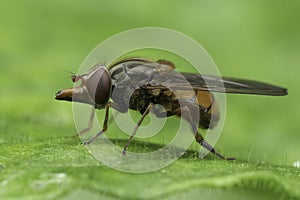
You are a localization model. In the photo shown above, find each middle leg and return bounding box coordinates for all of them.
[122,103,153,155]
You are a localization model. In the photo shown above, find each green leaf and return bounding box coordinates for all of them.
[0,137,299,200]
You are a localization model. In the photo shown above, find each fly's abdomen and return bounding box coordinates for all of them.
[196,91,220,129]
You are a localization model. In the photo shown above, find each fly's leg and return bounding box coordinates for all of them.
[181,106,234,160]
[123,103,153,155]
[83,104,110,145]
[65,107,95,138]
[78,107,95,136]
[194,132,234,160]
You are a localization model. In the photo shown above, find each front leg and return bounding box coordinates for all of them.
[78,107,95,136]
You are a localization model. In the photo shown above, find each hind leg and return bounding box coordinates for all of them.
[180,106,234,160]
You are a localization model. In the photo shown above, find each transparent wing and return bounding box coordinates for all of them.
[109,58,287,96]
[147,72,288,96]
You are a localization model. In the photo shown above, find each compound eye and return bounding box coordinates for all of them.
[87,67,111,105]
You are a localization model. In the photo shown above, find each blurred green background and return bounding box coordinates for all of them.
[0,0,299,199]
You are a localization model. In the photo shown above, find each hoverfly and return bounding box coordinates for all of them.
[55,57,287,160]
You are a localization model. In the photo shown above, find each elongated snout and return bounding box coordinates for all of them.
[55,86,94,105]
[55,88,73,101]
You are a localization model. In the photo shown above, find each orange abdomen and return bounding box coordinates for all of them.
[196,91,220,129]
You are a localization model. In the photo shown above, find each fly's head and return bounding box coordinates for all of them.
[55,64,112,108]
